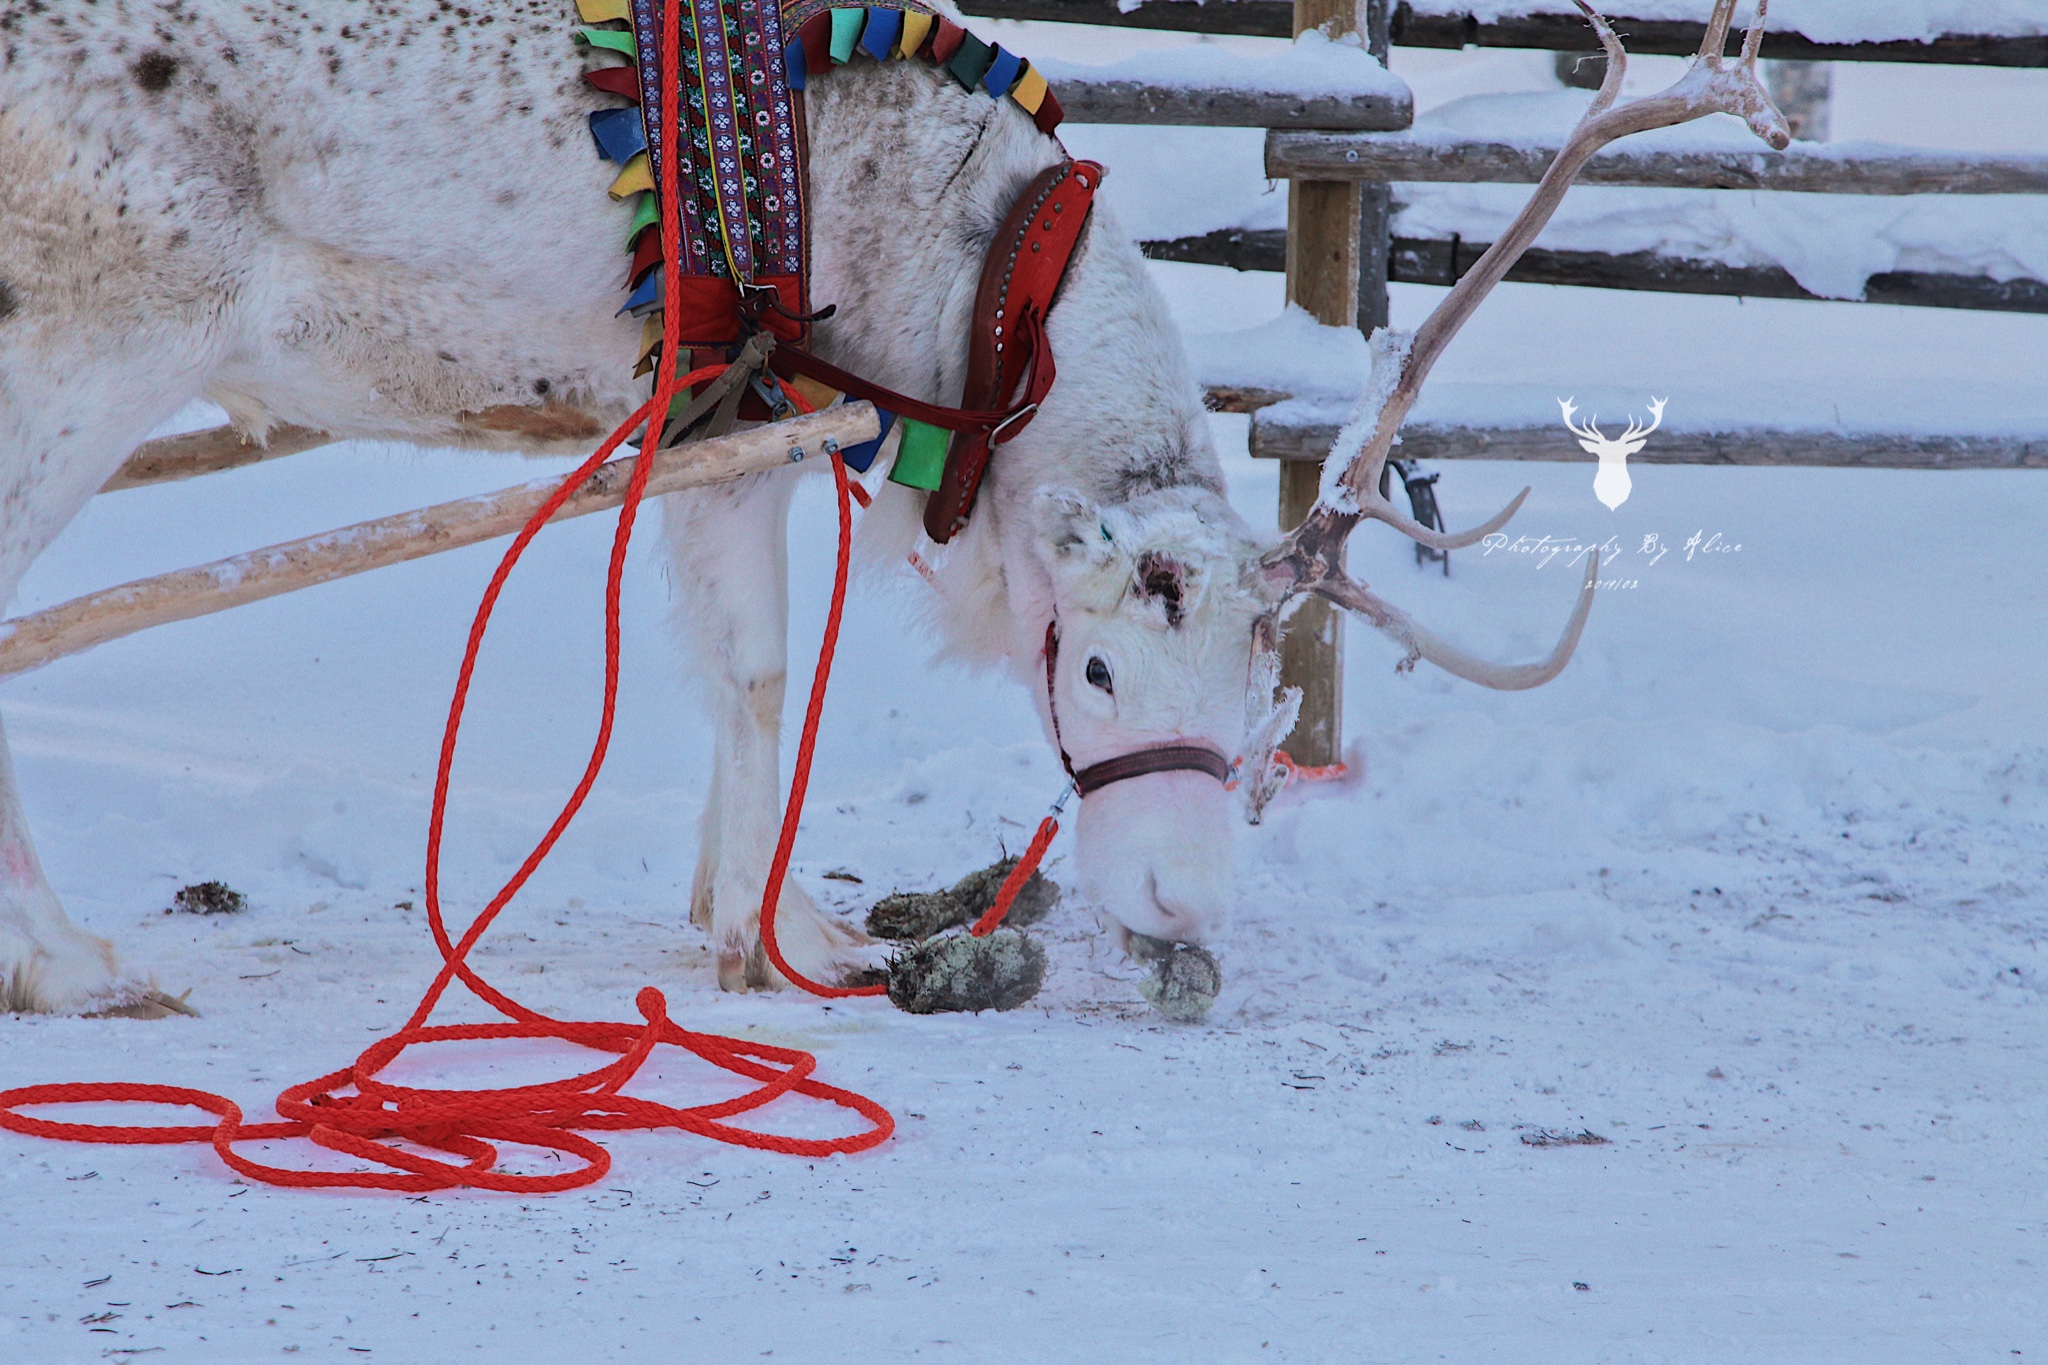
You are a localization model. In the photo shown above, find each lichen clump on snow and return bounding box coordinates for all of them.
[168,880,247,916]
[865,856,1059,942]
[886,928,1047,1015]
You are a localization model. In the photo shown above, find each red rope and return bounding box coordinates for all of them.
[0,2,897,1190]
[756,447,1055,998]
[970,816,1059,937]
[2,0,1074,1168]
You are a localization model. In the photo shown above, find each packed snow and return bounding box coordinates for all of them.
[4,19,2046,1365]
[1038,28,1407,98]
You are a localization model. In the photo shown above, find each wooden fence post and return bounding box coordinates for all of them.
[1278,0,1385,769]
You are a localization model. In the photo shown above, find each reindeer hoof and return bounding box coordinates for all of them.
[865,857,1061,941]
[87,988,199,1020]
[886,928,1045,1014]
[1130,936,1220,1023]
[716,948,751,993]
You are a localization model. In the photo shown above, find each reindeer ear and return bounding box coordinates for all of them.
[1132,550,1205,627]
[1032,488,1113,565]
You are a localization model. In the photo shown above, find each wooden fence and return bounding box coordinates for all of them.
[964,0,2048,764]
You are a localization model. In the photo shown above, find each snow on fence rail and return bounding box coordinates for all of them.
[1249,416,2048,470]
[1041,34,1411,127]
[1266,131,2048,195]
[963,0,2048,66]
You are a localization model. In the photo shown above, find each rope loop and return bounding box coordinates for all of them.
[0,0,895,1189]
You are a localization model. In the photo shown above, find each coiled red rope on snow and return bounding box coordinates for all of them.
[0,0,1068,1177]
[0,0,898,1191]
[0,361,900,1190]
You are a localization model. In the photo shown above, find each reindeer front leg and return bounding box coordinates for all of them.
[661,474,880,991]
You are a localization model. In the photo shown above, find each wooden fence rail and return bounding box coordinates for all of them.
[6,406,877,679]
[1056,69,1409,126]
[1058,69,1408,128]
[1266,132,2048,195]
[1142,228,2048,316]
[963,0,2048,67]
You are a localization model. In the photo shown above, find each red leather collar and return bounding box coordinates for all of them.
[1042,622,1233,798]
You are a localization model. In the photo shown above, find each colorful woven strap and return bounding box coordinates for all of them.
[579,0,1066,358]
[576,0,1073,491]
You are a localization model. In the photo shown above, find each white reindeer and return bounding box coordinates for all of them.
[1559,396,1668,510]
[0,0,1784,1014]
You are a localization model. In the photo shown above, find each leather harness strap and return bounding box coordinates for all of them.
[765,158,1100,544]
[1042,621,1234,799]
[925,158,1101,543]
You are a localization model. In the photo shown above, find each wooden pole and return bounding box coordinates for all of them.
[1277,0,1376,770]
[103,423,334,492]
[0,404,878,680]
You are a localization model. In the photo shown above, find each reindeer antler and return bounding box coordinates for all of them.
[1258,0,1789,691]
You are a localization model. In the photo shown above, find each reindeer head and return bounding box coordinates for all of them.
[1030,484,1271,947]
[1027,0,1787,953]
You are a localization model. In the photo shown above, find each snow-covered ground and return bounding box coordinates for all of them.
[5,23,2046,1365]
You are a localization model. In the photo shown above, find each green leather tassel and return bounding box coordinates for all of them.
[574,26,638,58]
[889,419,949,491]
[829,8,865,64]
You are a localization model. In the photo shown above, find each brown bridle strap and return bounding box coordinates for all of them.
[1073,745,1233,797]
[1042,621,1233,798]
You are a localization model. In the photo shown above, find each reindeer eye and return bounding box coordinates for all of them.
[1084,657,1113,694]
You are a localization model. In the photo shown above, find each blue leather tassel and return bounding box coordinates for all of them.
[839,407,896,473]
[861,7,902,61]
[983,46,1025,99]
[619,266,664,317]
[783,35,807,90]
[588,106,647,164]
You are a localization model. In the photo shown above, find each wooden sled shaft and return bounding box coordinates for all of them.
[0,404,879,680]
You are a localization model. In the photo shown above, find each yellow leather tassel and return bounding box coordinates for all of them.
[897,11,934,58]
[633,314,664,377]
[789,375,841,413]
[609,151,655,201]
[1010,64,1048,116]
[576,0,631,22]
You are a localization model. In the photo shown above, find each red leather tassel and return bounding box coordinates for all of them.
[584,66,641,100]
[1032,86,1064,135]
[930,18,965,65]
[629,226,663,287]
[799,12,833,80]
